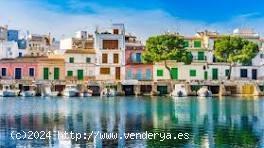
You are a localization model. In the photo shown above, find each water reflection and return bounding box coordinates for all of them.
[0,96,263,147]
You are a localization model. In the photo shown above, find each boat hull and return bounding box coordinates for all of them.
[3,90,19,97]
[21,91,36,97]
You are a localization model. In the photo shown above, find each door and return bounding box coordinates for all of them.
[136,69,142,80]
[77,70,84,80]
[44,68,49,80]
[212,68,218,80]
[115,67,120,80]
[170,68,178,80]
[252,69,257,80]
[204,71,208,80]
[54,68,60,80]
[15,68,22,79]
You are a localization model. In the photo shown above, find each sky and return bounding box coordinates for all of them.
[0,0,264,41]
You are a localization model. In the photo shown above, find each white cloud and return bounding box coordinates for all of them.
[0,1,264,42]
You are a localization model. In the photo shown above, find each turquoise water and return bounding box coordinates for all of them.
[0,96,264,147]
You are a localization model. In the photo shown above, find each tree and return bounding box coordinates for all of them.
[142,34,192,79]
[214,36,259,79]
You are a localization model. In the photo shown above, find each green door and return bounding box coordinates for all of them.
[54,68,59,80]
[77,70,84,80]
[170,68,178,80]
[43,68,49,80]
[212,68,218,80]
[204,71,208,80]
[198,51,205,60]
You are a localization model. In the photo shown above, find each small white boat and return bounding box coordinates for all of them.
[21,85,36,97]
[2,85,19,97]
[101,88,116,97]
[197,86,212,97]
[63,85,79,97]
[41,84,59,97]
[171,84,187,97]
[80,89,93,97]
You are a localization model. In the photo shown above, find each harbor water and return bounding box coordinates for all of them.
[0,96,264,147]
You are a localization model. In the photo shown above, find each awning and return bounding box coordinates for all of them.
[121,80,139,85]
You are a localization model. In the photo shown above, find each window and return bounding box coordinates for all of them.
[1,68,7,76]
[103,40,118,49]
[29,68,35,77]
[43,68,49,80]
[240,69,248,78]
[157,69,163,77]
[67,71,73,76]
[198,51,205,60]
[113,54,119,63]
[260,53,264,59]
[189,69,196,77]
[225,69,230,77]
[194,40,201,48]
[86,57,91,63]
[113,29,119,34]
[100,68,110,74]
[102,54,108,63]
[19,52,22,57]
[184,41,189,48]
[146,69,152,80]
[136,53,141,63]
[126,69,132,79]
[69,57,74,63]
[54,68,59,80]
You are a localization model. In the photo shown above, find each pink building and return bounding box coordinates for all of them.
[123,35,153,95]
[0,57,38,80]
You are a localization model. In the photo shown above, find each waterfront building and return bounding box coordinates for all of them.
[0,56,65,81]
[37,56,65,81]
[0,25,8,40]
[7,29,19,42]
[64,36,96,81]
[26,33,54,56]
[123,34,153,95]
[94,24,125,82]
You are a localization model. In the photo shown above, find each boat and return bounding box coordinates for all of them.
[171,84,187,97]
[197,86,212,97]
[62,85,79,97]
[1,85,20,97]
[101,88,116,97]
[40,83,59,97]
[80,89,93,97]
[20,85,36,97]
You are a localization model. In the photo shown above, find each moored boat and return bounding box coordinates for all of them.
[62,85,79,97]
[2,85,20,97]
[40,83,59,97]
[171,84,187,97]
[101,88,116,97]
[197,86,212,97]
[20,85,36,97]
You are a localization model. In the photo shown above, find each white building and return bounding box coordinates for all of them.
[94,24,126,81]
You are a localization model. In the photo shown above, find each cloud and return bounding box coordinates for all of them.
[0,1,264,42]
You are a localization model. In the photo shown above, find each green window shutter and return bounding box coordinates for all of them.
[194,40,201,48]
[54,67,59,80]
[77,69,84,80]
[69,57,74,63]
[204,71,208,80]
[212,68,218,80]
[43,68,49,80]
[198,51,205,60]
[67,71,73,76]
[225,69,230,76]
[184,41,189,48]
[189,69,196,77]
[170,68,178,80]
[157,69,163,77]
